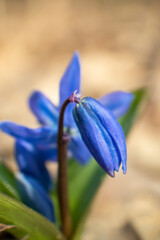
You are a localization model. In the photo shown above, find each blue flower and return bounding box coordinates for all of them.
[73,97,127,177]
[15,140,55,222]
[0,52,134,165]
[0,123,55,221]
[28,52,134,164]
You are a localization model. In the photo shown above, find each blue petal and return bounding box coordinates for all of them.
[84,97,127,174]
[0,121,56,144]
[98,91,134,118]
[38,143,58,161]
[73,104,116,175]
[16,172,55,222]
[15,140,52,191]
[69,133,91,164]
[29,91,59,127]
[59,52,81,127]
[73,97,127,176]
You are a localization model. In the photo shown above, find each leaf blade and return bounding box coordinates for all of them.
[0,161,21,200]
[0,192,65,240]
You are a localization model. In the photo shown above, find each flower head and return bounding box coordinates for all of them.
[28,52,133,164]
[0,52,133,169]
[73,96,127,177]
[0,123,56,221]
[15,140,55,221]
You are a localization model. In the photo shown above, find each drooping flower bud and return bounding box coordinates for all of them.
[73,97,127,177]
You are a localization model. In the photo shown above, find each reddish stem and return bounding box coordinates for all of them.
[57,98,72,239]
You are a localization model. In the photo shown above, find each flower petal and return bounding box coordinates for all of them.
[73,104,115,175]
[59,52,81,127]
[83,97,127,174]
[38,143,58,161]
[15,140,52,191]
[29,91,59,127]
[16,172,55,222]
[0,121,56,144]
[98,91,134,118]
[73,97,127,176]
[69,133,91,164]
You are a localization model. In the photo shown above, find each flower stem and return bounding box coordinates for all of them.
[57,98,72,239]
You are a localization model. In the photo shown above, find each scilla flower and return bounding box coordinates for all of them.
[15,140,55,222]
[28,52,133,164]
[0,52,133,166]
[73,96,127,177]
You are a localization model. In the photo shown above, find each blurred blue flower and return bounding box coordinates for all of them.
[0,123,55,221]
[15,140,52,191]
[16,172,55,222]
[15,140,55,222]
[73,97,127,177]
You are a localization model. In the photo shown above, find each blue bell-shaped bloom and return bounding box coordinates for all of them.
[28,53,133,164]
[73,97,127,177]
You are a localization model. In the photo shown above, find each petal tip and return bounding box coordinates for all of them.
[107,169,115,177]
[29,90,43,102]
[73,51,80,61]
[123,168,127,175]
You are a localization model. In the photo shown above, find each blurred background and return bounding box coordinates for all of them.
[0,0,160,239]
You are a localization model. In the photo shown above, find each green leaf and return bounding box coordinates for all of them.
[69,88,147,240]
[0,192,65,240]
[0,161,21,200]
[68,159,105,240]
